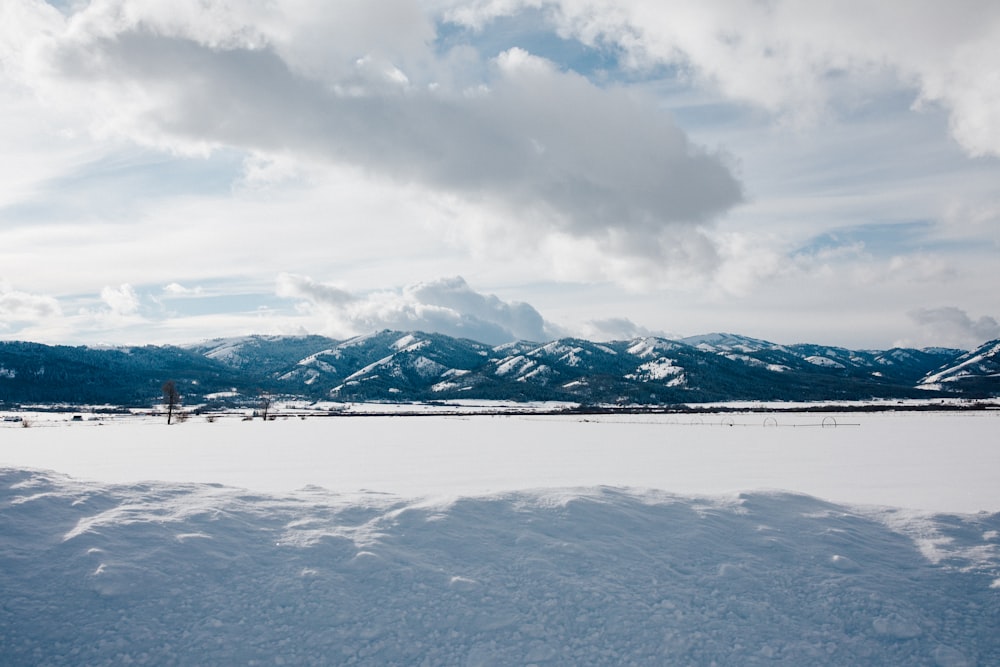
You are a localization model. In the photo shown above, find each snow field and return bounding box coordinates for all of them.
[1,411,999,665]
[3,411,999,512]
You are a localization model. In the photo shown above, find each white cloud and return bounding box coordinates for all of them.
[2,0,741,275]
[909,307,1000,349]
[0,282,62,326]
[100,284,141,316]
[0,282,151,344]
[276,274,354,308]
[162,283,203,297]
[404,276,550,341]
[581,317,660,341]
[277,274,554,344]
[447,0,1000,156]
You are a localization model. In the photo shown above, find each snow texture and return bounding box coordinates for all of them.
[626,359,686,385]
[1,412,999,665]
[922,341,1000,385]
[626,337,683,358]
[805,356,846,369]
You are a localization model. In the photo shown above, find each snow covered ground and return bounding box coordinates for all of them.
[2,411,999,665]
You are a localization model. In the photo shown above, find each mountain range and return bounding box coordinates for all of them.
[1,332,998,408]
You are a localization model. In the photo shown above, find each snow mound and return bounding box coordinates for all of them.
[2,470,998,666]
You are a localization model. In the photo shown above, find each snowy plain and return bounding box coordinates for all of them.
[2,410,999,665]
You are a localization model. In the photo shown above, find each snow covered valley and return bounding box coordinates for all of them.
[2,412,999,665]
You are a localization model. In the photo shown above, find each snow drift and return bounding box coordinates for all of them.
[1,470,998,665]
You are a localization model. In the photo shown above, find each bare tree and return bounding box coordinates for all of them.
[162,380,180,425]
[259,390,272,422]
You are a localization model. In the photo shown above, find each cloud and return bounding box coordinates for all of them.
[581,317,660,341]
[276,274,354,308]
[446,0,1000,157]
[403,276,551,341]
[0,282,152,343]
[100,284,141,317]
[909,306,1000,348]
[3,0,741,275]
[277,274,553,344]
[0,282,62,325]
[162,283,203,297]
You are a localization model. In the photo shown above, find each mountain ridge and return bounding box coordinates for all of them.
[1,332,996,407]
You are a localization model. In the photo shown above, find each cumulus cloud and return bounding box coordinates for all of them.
[277,274,554,344]
[446,0,1000,157]
[909,306,1000,348]
[3,0,741,273]
[100,284,141,317]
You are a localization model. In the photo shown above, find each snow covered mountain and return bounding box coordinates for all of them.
[188,334,334,376]
[681,333,961,386]
[272,331,495,400]
[183,331,993,403]
[918,339,1000,393]
[0,332,994,406]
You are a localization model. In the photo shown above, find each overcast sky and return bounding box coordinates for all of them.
[2,0,998,350]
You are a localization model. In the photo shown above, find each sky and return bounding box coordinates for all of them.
[1,0,998,351]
